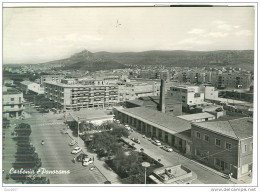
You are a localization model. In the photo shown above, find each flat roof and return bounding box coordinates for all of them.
[20,80,34,86]
[177,112,215,121]
[193,117,253,140]
[68,109,114,122]
[117,107,191,141]
[45,81,118,88]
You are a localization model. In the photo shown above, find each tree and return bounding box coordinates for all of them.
[14,123,31,137]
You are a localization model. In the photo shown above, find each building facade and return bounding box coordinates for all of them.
[40,75,65,85]
[118,81,159,102]
[20,80,44,95]
[168,86,205,110]
[191,117,253,179]
[114,107,192,155]
[3,87,24,119]
[44,80,118,110]
[211,73,252,89]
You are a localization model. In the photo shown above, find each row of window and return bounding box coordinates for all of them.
[195,131,232,149]
[195,131,253,153]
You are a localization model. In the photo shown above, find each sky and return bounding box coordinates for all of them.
[3,6,255,64]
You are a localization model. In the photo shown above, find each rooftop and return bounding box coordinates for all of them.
[117,107,191,140]
[193,117,253,140]
[20,80,34,86]
[68,109,114,122]
[45,81,118,88]
[127,96,182,108]
[177,112,215,121]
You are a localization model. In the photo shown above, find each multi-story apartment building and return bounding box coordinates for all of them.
[118,81,159,102]
[211,72,252,89]
[3,86,24,119]
[191,117,253,179]
[168,85,205,110]
[44,79,118,110]
[40,75,65,85]
[176,71,212,84]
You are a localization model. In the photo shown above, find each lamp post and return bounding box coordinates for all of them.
[141,162,150,185]
[77,117,80,145]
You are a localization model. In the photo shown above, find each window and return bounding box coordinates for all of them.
[196,132,201,139]
[204,135,209,142]
[10,98,14,101]
[225,142,232,149]
[215,158,221,166]
[224,162,229,170]
[11,105,14,108]
[215,139,221,147]
[243,145,247,153]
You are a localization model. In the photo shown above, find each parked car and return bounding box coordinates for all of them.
[82,157,94,166]
[77,153,88,162]
[71,147,82,154]
[131,137,141,144]
[152,139,161,146]
[161,145,173,152]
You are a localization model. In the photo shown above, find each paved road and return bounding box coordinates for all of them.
[22,106,101,184]
[128,131,233,184]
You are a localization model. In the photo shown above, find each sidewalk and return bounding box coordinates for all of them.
[65,128,122,184]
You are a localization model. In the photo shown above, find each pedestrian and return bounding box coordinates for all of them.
[73,157,76,163]
[229,173,233,180]
[6,173,10,180]
[93,156,94,162]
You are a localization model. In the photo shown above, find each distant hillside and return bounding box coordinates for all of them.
[94,50,254,71]
[40,50,127,72]
[38,49,254,71]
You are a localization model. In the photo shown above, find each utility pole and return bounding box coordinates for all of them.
[77,117,80,145]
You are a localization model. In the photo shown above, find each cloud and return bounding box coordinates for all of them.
[187,29,206,34]
[205,32,228,38]
[235,30,253,36]
[178,37,211,45]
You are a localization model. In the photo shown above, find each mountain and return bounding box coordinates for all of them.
[40,49,254,71]
[40,50,127,72]
[94,50,254,70]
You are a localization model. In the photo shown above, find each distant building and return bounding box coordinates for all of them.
[3,86,24,119]
[168,85,205,111]
[20,80,44,95]
[44,80,118,110]
[3,79,14,86]
[191,117,253,179]
[204,86,219,100]
[212,73,252,89]
[118,81,159,102]
[40,75,65,85]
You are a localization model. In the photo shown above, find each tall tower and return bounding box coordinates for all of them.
[159,79,166,113]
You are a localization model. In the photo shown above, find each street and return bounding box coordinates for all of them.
[16,105,104,184]
[127,130,233,184]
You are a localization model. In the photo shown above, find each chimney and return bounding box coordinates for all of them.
[160,79,166,113]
